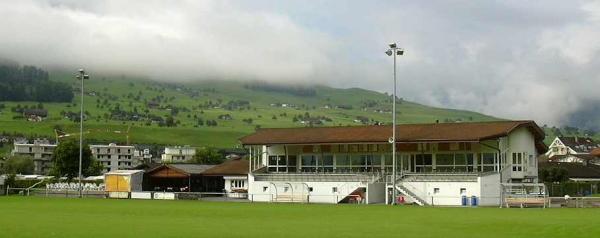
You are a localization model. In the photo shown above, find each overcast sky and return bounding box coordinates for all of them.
[1,0,600,129]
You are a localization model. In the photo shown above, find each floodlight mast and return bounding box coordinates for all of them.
[386,43,403,205]
[76,69,89,198]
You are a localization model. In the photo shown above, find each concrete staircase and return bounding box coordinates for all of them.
[395,184,427,206]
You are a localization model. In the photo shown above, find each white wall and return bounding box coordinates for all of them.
[403,181,480,206]
[479,173,501,206]
[247,176,364,204]
[507,127,538,179]
[366,183,385,204]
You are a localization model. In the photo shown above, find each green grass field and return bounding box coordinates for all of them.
[0,197,598,238]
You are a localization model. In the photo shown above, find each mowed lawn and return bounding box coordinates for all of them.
[0,197,598,238]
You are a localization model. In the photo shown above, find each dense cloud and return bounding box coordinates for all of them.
[1,0,599,129]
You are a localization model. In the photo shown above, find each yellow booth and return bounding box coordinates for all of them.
[104,170,144,198]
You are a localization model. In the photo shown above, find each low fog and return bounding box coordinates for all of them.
[1,0,600,129]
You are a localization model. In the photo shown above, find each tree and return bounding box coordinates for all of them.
[51,139,94,180]
[539,167,569,183]
[187,147,223,165]
[86,158,104,176]
[165,116,176,127]
[1,155,34,175]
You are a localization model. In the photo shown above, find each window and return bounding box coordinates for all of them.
[268,155,288,173]
[413,154,433,172]
[460,188,467,195]
[512,153,523,172]
[301,155,318,172]
[308,187,314,192]
[480,153,497,172]
[262,186,268,192]
[336,154,350,173]
[322,155,334,172]
[332,187,338,193]
[435,154,454,172]
[287,155,297,173]
[433,188,440,194]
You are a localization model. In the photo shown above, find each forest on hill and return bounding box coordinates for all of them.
[0,64,73,102]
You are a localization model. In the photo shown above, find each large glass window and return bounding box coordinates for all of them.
[480,153,496,172]
[287,155,297,173]
[413,154,433,172]
[335,154,350,173]
[323,155,334,172]
[435,154,454,172]
[301,155,318,172]
[268,155,288,172]
[433,153,475,173]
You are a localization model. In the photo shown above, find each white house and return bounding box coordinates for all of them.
[545,136,600,165]
[240,121,547,206]
[12,138,57,174]
[161,146,196,163]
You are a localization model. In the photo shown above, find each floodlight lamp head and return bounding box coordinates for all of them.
[83,74,89,79]
[385,49,393,56]
[389,43,397,49]
[78,69,85,73]
[397,49,404,55]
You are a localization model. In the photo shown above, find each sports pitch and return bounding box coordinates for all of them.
[0,197,598,238]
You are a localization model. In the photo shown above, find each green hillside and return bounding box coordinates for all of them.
[0,71,499,149]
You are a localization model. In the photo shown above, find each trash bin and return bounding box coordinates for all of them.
[461,195,468,206]
[471,196,478,206]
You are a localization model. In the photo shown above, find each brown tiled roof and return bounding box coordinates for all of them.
[201,158,249,176]
[558,136,599,153]
[240,120,544,145]
[146,163,214,176]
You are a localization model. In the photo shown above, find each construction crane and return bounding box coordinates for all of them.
[54,125,131,145]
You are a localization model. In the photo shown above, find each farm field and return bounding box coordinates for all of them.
[0,196,598,238]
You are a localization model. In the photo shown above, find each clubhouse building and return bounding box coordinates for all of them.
[240,120,547,206]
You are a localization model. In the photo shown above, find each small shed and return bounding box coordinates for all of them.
[105,170,144,196]
[143,164,214,192]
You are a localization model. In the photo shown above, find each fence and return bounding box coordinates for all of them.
[548,197,600,208]
[546,182,600,197]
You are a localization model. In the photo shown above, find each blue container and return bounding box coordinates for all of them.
[461,196,468,206]
[471,196,478,206]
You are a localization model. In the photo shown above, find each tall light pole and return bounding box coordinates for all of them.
[76,69,89,198]
[386,43,403,205]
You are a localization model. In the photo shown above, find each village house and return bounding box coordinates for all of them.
[240,121,546,206]
[23,109,48,122]
[91,143,143,172]
[161,146,196,163]
[545,136,600,165]
[12,138,56,174]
